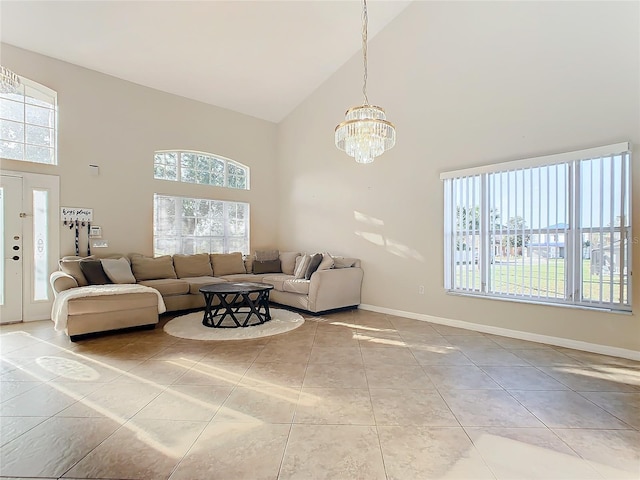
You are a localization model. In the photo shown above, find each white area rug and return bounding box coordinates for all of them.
[163,308,304,341]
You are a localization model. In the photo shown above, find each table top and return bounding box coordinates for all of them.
[199,282,274,294]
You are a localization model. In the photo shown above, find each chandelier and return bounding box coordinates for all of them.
[335,0,396,164]
[0,65,21,94]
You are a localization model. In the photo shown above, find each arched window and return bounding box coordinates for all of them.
[0,76,57,165]
[154,150,249,190]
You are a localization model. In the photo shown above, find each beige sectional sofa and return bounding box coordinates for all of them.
[50,251,363,339]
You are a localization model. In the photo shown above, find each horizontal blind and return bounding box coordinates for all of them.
[440,142,630,179]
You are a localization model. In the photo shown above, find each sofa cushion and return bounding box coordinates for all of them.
[317,252,334,271]
[218,273,265,283]
[173,253,213,278]
[101,258,136,284]
[253,259,281,274]
[294,254,311,279]
[182,276,228,294]
[131,255,177,281]
[279,251,300,275]
[67,292,159,315]
[283,279,311,295]
[262,274,295,291]
[304,253,323,280]
[60,256,95,286]
[137,278,189,296]
[210,252,245,276]
[79,259,112,285]
[334,257,358,269]
[255,249,279,262]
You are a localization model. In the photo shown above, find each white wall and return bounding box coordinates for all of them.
[1,44,279,257]
[277,1,640,352]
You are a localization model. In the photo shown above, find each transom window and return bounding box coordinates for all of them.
[441,143,632,312]
[0,76,57,165]
[154,150,249,190]
[153,194,249,256]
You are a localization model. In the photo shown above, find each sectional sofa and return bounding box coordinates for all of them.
[50,251,363,339]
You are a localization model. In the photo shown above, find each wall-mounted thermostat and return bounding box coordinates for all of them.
[89,225,102,238]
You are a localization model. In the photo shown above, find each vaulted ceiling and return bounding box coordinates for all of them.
[1,0,411,122]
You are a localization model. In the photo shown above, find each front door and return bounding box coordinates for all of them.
[0,175,23,323]
[1,171,60,324]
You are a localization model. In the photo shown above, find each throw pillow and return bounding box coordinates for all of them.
[255,249,279,262]
[253,259,282,274]
[304,253,323,280]
[173,253,213,278]
[59,255,95,286]
[210,252,246,276]
[293,254,311,279]
[334,257,358,269]
[279,251,301,275]
[79,259,112,285]
[317,252,335,271]
[130,255,177,281]
[244,255,254,274]
[101,257,136,284]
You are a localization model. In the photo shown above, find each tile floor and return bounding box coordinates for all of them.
[0,308,638,479]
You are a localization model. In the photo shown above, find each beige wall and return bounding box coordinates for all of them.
[1,44,279,257]
[277,1,640,352]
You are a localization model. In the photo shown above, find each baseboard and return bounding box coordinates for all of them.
[358,303,640,361]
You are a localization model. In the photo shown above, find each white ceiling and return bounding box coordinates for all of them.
[0,0,411,123]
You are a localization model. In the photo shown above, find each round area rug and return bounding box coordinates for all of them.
[163,308,304,341]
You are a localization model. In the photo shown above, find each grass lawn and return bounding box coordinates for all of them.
[455,258,626,304]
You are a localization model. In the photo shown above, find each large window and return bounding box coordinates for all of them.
[442,143,632,312]
[154,194,249,256]
[0,76,57,165]
[154,150,249,190]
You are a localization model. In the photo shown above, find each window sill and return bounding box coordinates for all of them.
[445,290,632,315]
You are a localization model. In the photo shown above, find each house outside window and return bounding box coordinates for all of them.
[441,142,632,312]
[154,150,249,190]
[153,194,249,256]
[0,76,57,165]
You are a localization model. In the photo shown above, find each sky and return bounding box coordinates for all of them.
[452,154,629,231]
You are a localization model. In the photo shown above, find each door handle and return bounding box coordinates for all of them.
[12,256,20,261]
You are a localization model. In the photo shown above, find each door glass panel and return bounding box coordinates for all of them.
[0,186,4,306]
[33,189,48,301]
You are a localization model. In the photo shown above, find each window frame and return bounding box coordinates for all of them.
[0,75,58,165]
[441,142,632,313]
[153,193,250,256]
[154,150,250,190]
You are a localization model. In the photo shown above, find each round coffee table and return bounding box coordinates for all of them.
[199,282,274,328]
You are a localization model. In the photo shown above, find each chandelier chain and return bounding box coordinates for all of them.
[362,0,369,105]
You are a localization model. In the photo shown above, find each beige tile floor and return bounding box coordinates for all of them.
[0,308,639,480]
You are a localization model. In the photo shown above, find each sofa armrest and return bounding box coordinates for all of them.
[308,267,363,313]
[50,271,78,296]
